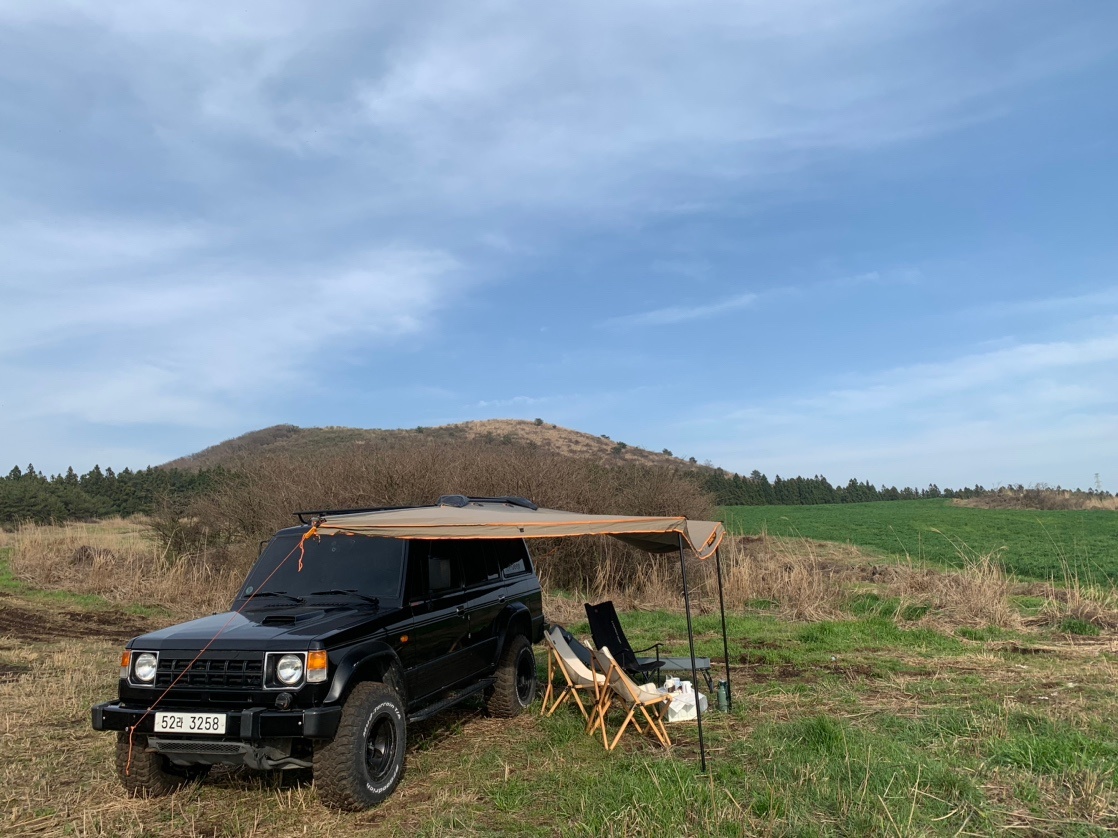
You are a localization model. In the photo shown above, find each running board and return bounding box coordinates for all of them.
[408,678,495,723]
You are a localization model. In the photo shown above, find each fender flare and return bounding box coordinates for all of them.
[323,640,405,705]
[492,602,533,664]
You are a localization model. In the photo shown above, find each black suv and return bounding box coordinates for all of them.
[91,496,545,810]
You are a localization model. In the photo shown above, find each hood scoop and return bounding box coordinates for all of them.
[261,610,325,626]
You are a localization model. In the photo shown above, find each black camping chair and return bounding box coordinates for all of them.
[584,601,664,682]
[557,625,595,671]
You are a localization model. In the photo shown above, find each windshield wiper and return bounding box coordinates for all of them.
[310,589,380,606]
[249,591,305,604]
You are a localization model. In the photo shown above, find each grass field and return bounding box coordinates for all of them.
[2,580,1117,835]
[722,500,1118,582]
[3,517,1118,835]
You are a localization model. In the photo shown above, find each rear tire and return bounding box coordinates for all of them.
[114,732,208,797]
[314,682,406,811]
[487,635,537,718]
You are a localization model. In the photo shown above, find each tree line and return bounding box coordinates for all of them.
[0,463,220,526]
[3,456,1073,529]
[701,469,990,507]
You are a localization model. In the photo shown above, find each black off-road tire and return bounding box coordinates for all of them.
[114,732,208,797]
[314,682,406,811]
[487,634,537,718]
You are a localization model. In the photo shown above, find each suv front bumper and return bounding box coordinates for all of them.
[91,701,342,740]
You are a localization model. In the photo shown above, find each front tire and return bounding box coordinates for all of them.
[314,682,406,811]
[114,732,208,797]
[487,634,537,717]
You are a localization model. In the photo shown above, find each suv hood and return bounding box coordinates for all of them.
[130,605,404,652]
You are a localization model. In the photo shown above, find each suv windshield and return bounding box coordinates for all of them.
[237,532,406,605]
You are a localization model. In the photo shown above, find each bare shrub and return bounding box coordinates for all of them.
[186,438,716,594]
[146,495,230,561]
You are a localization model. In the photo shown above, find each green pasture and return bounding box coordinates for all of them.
[722,500,1118,582]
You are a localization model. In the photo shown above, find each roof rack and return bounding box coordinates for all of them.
[294,495,539,524]
[437,495,539,510]
[294,505,413,525]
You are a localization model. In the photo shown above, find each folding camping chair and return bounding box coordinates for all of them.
[586,646,672,751]
[540,626,606,722]
[584,601,664,682]
[585,601,716,691]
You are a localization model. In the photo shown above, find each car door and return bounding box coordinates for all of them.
[460,540,505,673]
[400,540,474,701]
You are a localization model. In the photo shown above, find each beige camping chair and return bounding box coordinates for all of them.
[587,646,673,751]
[540,626,606,722]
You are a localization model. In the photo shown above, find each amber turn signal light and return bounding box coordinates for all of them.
[306,650,328,683]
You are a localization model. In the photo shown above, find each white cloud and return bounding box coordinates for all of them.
[5,1,1108,216]
[0,244,460,429]
[604,293,758,328]
[0,218,212,278]
[801,330,1118,416]
[684,322,1118,489]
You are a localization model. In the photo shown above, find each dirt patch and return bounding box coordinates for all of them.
[0,602,152,643]
[737,657,808,681]
[996,642,1058,656]
[0,662,30,683]
[823,662,880,680]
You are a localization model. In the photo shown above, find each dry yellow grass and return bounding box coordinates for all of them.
[892,552,1022,629]
[455,418,684,467]
[9,520,1117,636]
[165,418,693,473]
[7,518,246,618]
[542,532,1118,636]
[1034,572,1118,631]
[954,488,1118,511]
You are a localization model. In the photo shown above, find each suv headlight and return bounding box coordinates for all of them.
[133,652,158,683]
[275,654,304,686]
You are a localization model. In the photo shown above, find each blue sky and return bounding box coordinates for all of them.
[1,1,1116,491]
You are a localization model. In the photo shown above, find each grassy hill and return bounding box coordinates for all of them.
[162,419,695,472]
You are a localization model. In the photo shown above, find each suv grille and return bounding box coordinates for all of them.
[156,656,264,690]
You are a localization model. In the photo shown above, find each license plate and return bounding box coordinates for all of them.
[154,711,227,735]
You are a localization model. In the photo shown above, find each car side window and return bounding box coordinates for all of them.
[428,556,457,592]
[497,539,529,577]
[418,542,462,594]
[461,541,501,588]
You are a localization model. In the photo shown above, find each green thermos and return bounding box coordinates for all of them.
[716,680,729,712]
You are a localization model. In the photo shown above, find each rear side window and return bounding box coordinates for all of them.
[411,539,531,590]
[427,548,462,593]
[460,541,501,587]
[427,558,462,598]
[495,539,530,577]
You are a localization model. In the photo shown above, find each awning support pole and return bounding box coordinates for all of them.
[714,546,732,711]
[678,533,707,772]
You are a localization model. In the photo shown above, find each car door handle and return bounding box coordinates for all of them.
[498,595,506,604]
[456,605,466,615]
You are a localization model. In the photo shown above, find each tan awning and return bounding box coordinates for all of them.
[313,503,725,560]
